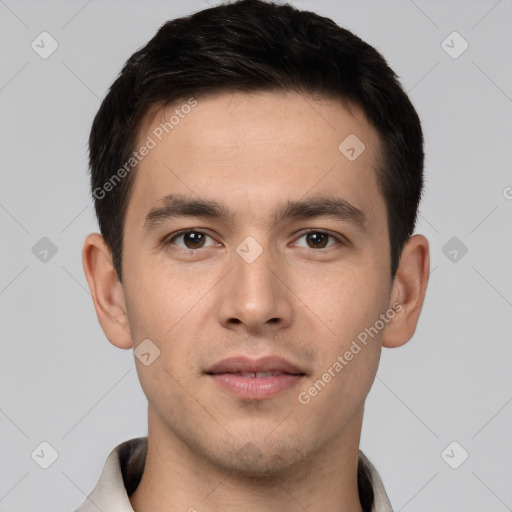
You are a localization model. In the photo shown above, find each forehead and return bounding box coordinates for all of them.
[128,90,385,230]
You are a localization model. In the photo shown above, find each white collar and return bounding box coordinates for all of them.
[76,437,394,512]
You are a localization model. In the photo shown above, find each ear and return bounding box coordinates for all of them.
[82,233,133,349]
[382,234,430,348]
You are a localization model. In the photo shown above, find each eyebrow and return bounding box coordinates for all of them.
[143,193,367,233]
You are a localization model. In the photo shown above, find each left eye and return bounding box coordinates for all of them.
[293,231,340,249]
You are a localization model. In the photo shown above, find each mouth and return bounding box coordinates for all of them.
[205,356,306,400]
[220,371,294,378]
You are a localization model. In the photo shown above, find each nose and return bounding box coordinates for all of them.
[216,238,294,336]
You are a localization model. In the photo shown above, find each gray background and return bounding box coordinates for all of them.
[1,0,511,510]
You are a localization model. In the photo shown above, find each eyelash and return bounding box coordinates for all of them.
[164,229,347,251]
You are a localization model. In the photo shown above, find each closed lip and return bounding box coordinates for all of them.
[205,356,306,376]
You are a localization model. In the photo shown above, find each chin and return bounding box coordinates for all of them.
[205,436,311,478]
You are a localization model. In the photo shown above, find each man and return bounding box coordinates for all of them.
[79,0,429,510]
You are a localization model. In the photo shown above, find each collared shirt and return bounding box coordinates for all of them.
[76,437,394,512]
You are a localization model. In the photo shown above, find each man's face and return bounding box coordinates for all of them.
[121,91,392,474]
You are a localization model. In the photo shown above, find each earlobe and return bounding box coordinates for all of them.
[382,234,430,349]
[82,233,133,349]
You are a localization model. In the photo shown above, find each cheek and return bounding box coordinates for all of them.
[300,259,389,338]
[123,257,217,385]
[294,337,380,442]
[134,356,201,433]
[297,278,384,426]
[122,252,197,338]
[295,259,388,411]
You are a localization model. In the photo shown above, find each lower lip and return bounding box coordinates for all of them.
[208,373,304,400]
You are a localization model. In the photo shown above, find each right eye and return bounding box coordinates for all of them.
[165,229,219,250]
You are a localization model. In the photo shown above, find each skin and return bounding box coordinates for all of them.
[82,90,429,512]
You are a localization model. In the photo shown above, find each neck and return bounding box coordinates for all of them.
[130,407,365,512]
